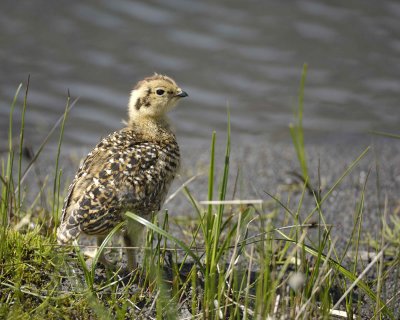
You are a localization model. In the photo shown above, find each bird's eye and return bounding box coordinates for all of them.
[156,89,165,96]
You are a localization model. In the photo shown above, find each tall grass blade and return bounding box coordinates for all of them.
[2,83,22,227]
[370,131,400,139]
[303,146,370,222]
[211,109,231,271]
[289,63,308,180]
[52,91,71,218]
[207,132,216,236]
[17,76,29,212]
[92,220,126,276]
[125,211,204,273]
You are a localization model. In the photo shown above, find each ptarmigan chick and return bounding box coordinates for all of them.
[57,74,187,269]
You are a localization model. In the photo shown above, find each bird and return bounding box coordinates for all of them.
[57,74,188,269]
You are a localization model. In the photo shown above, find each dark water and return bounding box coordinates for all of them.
[1,0,400,152]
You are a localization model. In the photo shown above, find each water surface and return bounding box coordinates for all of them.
[1,0,399,152]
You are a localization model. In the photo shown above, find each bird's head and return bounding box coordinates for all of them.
[128,74,188,124]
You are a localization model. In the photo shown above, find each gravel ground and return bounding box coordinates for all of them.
[174,133,400,244]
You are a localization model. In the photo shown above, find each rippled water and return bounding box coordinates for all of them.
[1,0,400,152]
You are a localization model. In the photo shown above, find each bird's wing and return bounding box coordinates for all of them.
[58,130,144,241]
[111,138,180,212]
[59,134,118,225]
[57,129,179,242]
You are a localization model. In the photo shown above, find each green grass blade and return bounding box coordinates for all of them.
[289,63,308,180]
[207,132,216,235]
[2,83,22,227]
[92,221,126,275]
[125,211,204,273]
[17,76,29,212]
[73,241,93,290]
[52,91,70,218]
[16,96,79,189]
[300,146,370,224]
[211,110,231,270]
[319,146,370,206]
[8,84,22,154]
[370,131,400,139]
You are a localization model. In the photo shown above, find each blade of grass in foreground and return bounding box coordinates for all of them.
[17,76,29,213]
[91,221,126,276]
[125,211,204,273]
[210,109,231,272]
[204,111,233,319]
[300,146,370,225]
[206,131,216,239]
[370,131,400,139]
[52,91,71,218]
[1,83,22,227]
[204,131,216,319]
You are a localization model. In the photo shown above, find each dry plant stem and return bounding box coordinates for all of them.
[375,194,388,317]
[295,239,337,318]
[332,243,389,311]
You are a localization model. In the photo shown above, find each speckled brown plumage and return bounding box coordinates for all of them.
[57,74,187,269]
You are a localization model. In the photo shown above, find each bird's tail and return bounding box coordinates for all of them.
[56,224,82,245]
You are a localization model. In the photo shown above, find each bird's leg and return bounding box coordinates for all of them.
[124,219,146,270]
[123,233,137,270]
[96,235,117,270]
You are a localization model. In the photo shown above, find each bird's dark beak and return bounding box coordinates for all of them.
[176,91,188,98]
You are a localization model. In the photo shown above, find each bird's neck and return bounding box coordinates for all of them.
[127,115,174,141]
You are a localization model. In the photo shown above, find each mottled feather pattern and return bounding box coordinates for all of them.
[58,127,180,243]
